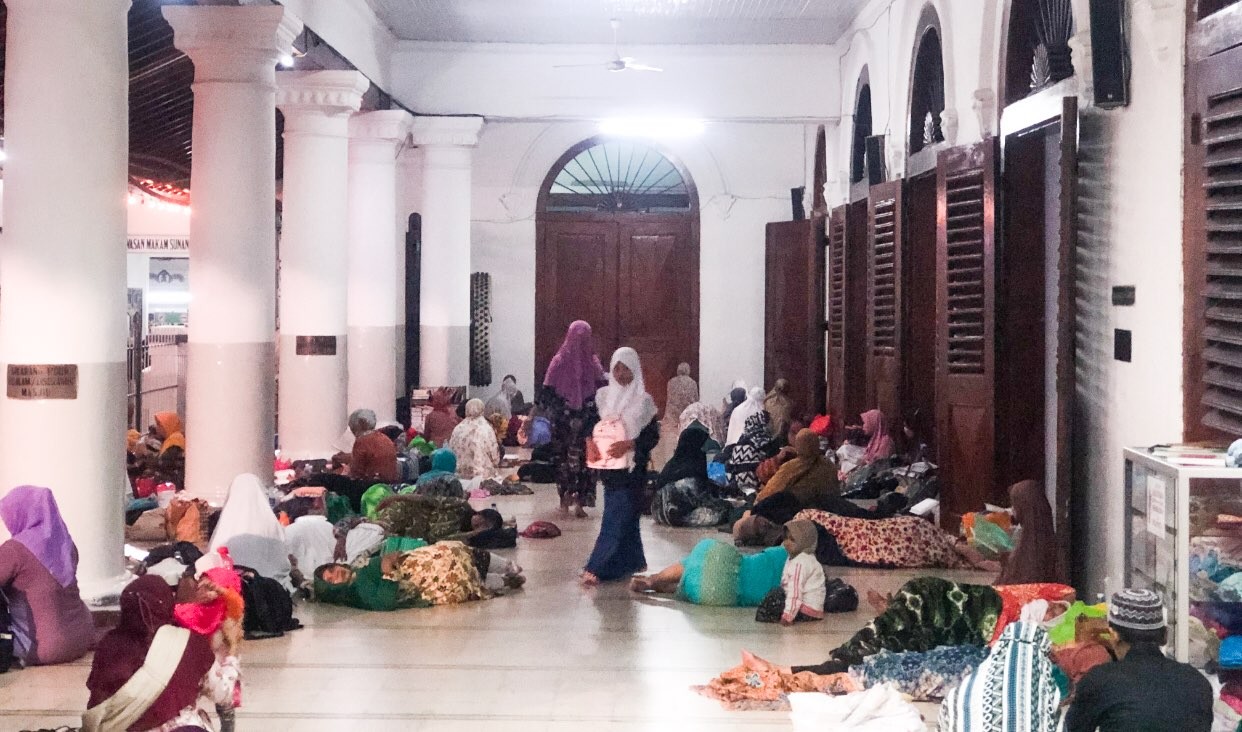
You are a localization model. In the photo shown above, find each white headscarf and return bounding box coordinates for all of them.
[726,386,766,446]
[596,347,659,439]
[209,473,293,591]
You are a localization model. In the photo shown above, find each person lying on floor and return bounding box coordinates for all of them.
[280,495,335,590]
[1063,589,1212,732]
[629,525,793,607]
[445,508,518,549]
[0,485,94,667]
[372,492,476,544]
[313,541,523,611]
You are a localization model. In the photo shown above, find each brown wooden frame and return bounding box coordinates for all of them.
[866,180,904,421]
[535,137,701,392]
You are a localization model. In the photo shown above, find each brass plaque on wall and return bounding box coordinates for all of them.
[295,336,337,356]
[7,364,79,400]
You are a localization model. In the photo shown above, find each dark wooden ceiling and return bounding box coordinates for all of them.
[0,0,397,198]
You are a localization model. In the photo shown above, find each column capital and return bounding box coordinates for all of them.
[410,116,484,148]
[276,70,369,118]
[163,5,301,84]
[351,110,415,144]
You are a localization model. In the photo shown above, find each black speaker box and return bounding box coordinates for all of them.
[865,134,886,185]
[1089,0,1129,109]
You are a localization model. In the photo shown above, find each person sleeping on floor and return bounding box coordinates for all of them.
[312,541,524,611]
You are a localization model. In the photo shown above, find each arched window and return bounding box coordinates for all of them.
[542,140,691,213]
[909,27,946,154]
[1004,0,1074,106]
[850,79,873,184]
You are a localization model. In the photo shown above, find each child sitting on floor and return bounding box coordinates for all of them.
[756,519,826,625]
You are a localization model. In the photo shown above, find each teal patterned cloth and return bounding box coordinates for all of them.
[678,539,786,607]
[939,621,1063,732]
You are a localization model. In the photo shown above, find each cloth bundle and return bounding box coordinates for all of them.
[850,645,989,701]
[788,684,925,732]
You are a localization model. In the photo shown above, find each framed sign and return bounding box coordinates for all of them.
[7,364,79,400]
[296,336,337,356]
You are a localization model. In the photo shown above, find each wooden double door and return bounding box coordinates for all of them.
[535,213,699,411]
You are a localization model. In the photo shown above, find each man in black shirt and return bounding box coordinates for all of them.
[1065,588,1213,732]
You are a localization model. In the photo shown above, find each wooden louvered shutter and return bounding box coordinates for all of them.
[765,219,824,418]
[935,139,998,529]
[1191,42,1242,436]
[867,181,903,420]
[827,206,848,419]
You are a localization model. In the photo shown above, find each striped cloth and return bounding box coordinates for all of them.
[939,621,1063,732]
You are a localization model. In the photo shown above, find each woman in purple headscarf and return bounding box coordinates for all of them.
[538,320,607,517]
[0,485,94,666]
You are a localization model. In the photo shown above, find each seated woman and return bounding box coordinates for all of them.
[421,387,461,448]
[448,399,501,481]
[725,410,781,493]
[153,411,186,489]
[753,428,838,505]
[0,485,94,667]
[314,541,513,610]
[402,448,465,499]
[725,386,764,447]
[83,575,239,732]
[208,473,294,593]
[679,402,725,446]
[629,530,790,608]
[940,621,1063,732]
[858,408,895,467]
[651,427,730,528]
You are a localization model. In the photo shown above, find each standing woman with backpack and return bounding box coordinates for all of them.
[581,347,660,586]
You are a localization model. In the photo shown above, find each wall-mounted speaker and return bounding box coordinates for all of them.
[1089,0,1129,109]
[865,134,887,185]
[791,186,806,221]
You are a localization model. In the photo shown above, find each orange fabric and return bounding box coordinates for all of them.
[159,431,186,456]
[992,583,1076,644]
[154,412,183,439]
[695,654,859,710]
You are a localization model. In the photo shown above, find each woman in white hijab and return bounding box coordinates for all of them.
[209,473,294,592]
[726,386,767,446]
[582,347,660,586]
[448,398,501,480]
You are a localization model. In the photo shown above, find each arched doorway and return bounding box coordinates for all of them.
[535,137,700,410]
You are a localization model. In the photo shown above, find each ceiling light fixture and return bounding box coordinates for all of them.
[279,53,296,68]
[599,117,706,139]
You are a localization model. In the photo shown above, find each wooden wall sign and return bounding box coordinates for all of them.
[295,336,337,356]
[7,364,79,400]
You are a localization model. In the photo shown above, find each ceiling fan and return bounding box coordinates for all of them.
[554,18,663,73]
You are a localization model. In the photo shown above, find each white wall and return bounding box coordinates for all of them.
[468,120,809,403]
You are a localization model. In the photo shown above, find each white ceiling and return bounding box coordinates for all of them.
[366,0,872,45]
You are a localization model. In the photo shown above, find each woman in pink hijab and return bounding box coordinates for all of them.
[860,409,895,465]
[538,321,607,517]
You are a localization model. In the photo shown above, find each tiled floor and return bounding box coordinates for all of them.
[0,484,988,730]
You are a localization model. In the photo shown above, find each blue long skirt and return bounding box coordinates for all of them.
[584,470,647,581]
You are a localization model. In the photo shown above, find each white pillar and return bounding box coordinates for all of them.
[164,5,301,503]
[275,71,368,458]
[347,111,413,422]
[0,0,130,594]
[410,117,484,388]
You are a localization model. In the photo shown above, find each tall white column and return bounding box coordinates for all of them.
[276,71,368,458]
[410,117,484,388]
[164,6,301,503]
[0,0,130,594]
[348,111,413,422]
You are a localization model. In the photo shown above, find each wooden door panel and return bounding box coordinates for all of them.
[1055,97,1079,584]
[903,173,938,452]
[765,219,824,421]
[867,181,904,422]
[936,139,999,529]
[844,200,871,425]
[826,206,848,423]
[535,220,618,383]
[618,218,698,411]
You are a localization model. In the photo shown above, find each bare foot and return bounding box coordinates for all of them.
[866,589,891,615]
[630,575,655,592]
[976,559,1002,573]
[573,504,588,519]
[580,571,599,587]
